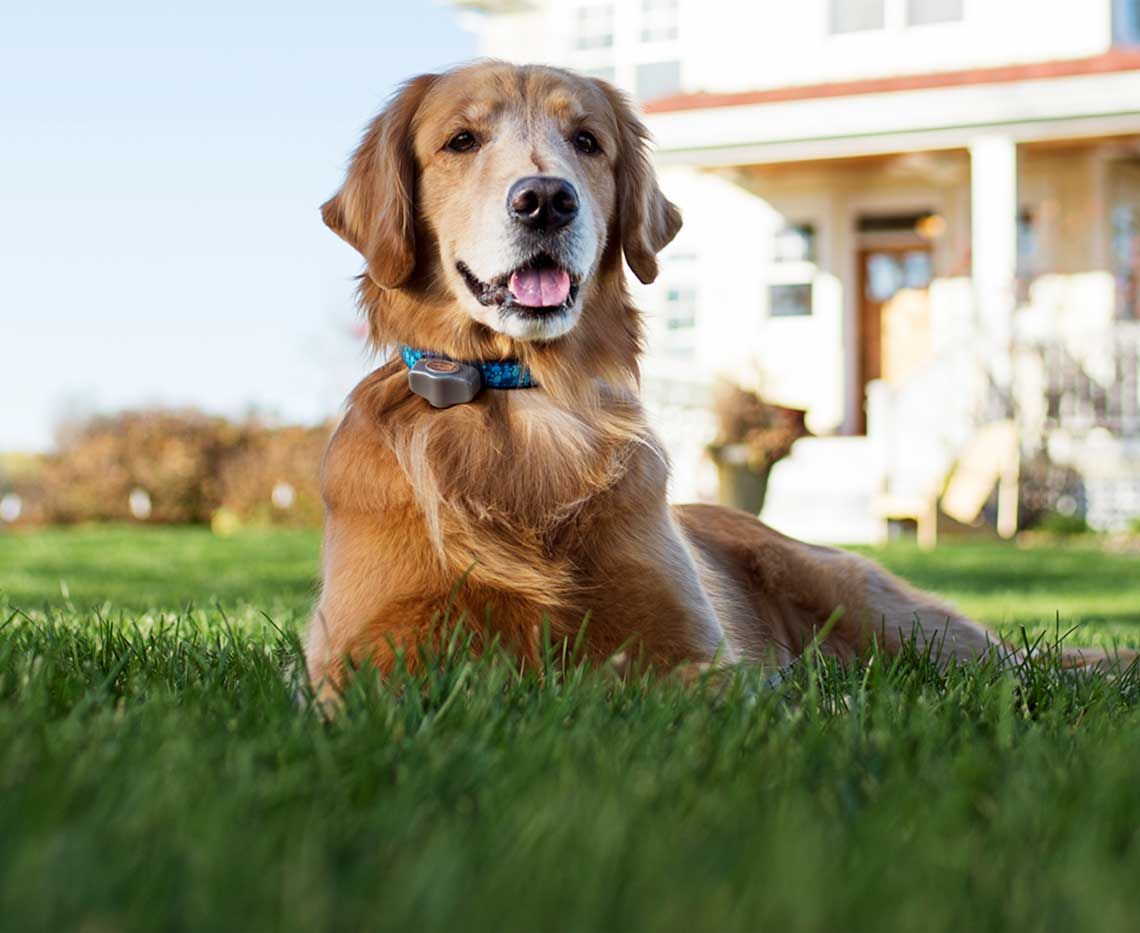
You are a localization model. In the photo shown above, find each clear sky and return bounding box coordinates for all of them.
[0,1,476,451]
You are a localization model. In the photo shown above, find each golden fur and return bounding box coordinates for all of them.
[306,62,1125,697]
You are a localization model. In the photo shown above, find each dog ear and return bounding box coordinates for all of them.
[595,80,682,285]
[321,74,437,289]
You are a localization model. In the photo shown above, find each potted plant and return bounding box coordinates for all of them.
[707,384,810,514]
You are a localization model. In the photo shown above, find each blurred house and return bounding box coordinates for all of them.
[455,0,1140,541]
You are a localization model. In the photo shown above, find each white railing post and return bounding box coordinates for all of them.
[970,135,1019,406]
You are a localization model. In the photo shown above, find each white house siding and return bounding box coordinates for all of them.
[683,0,1114,95]
[460,0,1123,99]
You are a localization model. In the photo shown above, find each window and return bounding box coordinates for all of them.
[864,250,932,302]
[773,223,817,263]
[769,283,813,318]
[641,0,679,42]
[1114,0,1140,43]
[663,286,698,358]
[907,0,962,26]
[1017,210,1037,263]
[575,4,614,50]
[1016,209,1039,304]
[636,60,681,101]
[770,222,816,317]
[901,250,933,289]
[1112,205,1140,320]
[829,0,885,34]
[665,287,697,330]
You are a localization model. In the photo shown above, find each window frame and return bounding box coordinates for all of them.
[574,3,615,51]
[657,254,700,360]
[640,0,679,43]
[905,0,964,27]
[767,218,821,319]
[828,0,887,35]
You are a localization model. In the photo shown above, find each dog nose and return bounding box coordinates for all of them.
[507,176,579,232]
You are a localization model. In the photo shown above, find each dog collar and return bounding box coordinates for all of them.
[401,346,537,408]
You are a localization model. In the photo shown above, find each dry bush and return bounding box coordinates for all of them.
[12,410,333,527]
[217,424,327,527]
[707,383,810,471]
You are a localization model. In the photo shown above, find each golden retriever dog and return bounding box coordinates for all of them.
[305,61,1122,698]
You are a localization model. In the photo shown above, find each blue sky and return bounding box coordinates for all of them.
[0,1,476,451]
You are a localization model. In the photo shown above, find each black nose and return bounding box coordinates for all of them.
[507,176,579,232]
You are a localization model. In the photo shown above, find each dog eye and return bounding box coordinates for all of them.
[446,131,479,153]
[574,130,600,155]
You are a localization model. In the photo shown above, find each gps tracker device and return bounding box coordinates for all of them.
[407,357,484,408]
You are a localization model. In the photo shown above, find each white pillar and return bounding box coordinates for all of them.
[970,134,1018,398]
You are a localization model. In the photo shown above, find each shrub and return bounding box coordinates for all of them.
[1037,511,1091,537]
[217,423,327,527]
[13,409,332,527]
[706,383,809,472]
[1019,453,1087,531]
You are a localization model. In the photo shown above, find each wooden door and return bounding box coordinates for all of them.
[855,246,934,433]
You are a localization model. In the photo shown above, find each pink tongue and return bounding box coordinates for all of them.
[509,267,571,308]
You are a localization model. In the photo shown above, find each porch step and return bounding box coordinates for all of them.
[760,437,881,545]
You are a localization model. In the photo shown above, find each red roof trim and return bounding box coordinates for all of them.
[643,48,1140,114]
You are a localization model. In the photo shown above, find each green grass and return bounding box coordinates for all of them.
[852,539,1140,645]
[2,525,1140,932]
[0,524,319,617]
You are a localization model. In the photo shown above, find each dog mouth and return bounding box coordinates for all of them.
[457,255,580,316]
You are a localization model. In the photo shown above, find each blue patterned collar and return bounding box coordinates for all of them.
[400,346,537,390]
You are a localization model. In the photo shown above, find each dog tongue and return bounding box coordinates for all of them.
[509,266,571,308]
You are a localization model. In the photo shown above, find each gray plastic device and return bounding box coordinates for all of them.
[408,357,484,408]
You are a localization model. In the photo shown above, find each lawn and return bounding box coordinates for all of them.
[2,525,1140,932]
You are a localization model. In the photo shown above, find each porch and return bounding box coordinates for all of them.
[639,72,1140,540]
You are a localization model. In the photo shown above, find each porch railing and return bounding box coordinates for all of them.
[1038,322,1140,438]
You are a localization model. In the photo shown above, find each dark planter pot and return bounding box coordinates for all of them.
[713,444,772,515]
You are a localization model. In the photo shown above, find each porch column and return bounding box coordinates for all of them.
[969,134,1018,396]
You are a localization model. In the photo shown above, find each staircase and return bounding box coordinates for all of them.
[760,436,882,545]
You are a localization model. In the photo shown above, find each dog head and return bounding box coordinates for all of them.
[322,62,681,349]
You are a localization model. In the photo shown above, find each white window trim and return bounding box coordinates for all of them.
[655,253,700,361]
[827,0,965,37]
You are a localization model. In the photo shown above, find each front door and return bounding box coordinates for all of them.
[855,245,934,433]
